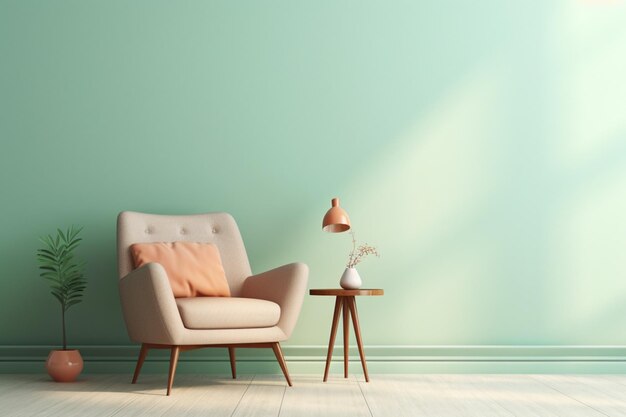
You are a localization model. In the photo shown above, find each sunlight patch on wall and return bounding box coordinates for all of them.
[345,62,505,263]
[334,63,506,344]
[556,0,626,167]
[393,236,496,344]
[551,168,626,340]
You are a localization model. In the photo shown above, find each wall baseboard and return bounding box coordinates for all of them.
[2,345,625,374]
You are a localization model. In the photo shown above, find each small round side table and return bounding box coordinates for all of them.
[309,288,384,382]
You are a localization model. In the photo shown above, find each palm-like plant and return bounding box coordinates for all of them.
[36,226,86,350]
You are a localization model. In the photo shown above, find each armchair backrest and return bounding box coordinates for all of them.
[117,211,252,296]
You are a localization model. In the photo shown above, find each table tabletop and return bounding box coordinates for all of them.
[309,288,384,296]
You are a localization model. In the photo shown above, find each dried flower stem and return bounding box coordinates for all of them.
[346,231,379,268]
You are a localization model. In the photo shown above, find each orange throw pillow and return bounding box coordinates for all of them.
[130,242,231,298]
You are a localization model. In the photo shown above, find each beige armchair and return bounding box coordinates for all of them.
[117,211,308,395]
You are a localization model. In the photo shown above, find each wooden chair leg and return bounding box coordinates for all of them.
[166,346,180,396]
[228,347,237,379]
[323,297,343,382]
[132,344,149,384]
[271,342,292,387]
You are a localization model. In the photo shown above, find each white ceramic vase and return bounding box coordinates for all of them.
[340,267,362,290]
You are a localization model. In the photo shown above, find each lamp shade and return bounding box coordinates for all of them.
[322,197,351,233]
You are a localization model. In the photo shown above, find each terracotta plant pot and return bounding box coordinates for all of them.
[46,349,83,382]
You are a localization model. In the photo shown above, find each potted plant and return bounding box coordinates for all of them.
[340,232,379,290]
[36,226,87,382]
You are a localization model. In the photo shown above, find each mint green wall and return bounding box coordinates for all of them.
[1,0,626,353]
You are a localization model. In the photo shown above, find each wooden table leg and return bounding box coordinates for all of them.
[347,297,370,382]
[343,296,350,378]
[323,296,343,382]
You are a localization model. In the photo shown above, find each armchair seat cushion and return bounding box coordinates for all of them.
[176,297,281,330]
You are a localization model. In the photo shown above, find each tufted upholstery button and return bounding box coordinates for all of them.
[145,227,152,234]
[212,227,218,234]
[180,228,187,235]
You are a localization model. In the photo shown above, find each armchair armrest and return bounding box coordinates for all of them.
[119,263,184,345]
[241,262,309,339]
